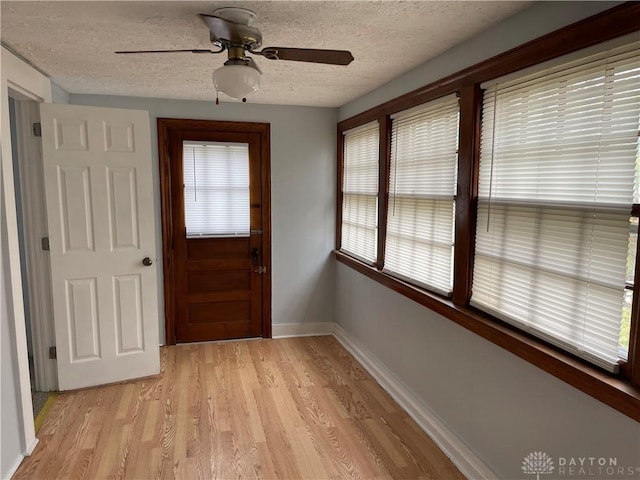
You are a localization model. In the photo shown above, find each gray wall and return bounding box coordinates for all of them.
[1,169,26,480]
[339,1,623,121]
[337,264,640,479]
[69,95,337,341]
[51,82,69,104]
[335,2,640,479]
[8,97,33,357]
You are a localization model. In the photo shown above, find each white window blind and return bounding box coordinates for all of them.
[341,121,379,263]
[183,142,250,237]
[384,94,460,295]
[472,42,640,372]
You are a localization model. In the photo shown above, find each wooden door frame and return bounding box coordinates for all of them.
[157,118,272,345]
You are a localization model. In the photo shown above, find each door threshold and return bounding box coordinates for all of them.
[175,337,265,346]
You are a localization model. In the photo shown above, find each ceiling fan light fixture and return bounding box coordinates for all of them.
[212,64,261,101]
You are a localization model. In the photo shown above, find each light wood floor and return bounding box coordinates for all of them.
[14,336,465,480]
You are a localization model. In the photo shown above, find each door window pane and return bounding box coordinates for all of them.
[183,142,250,237]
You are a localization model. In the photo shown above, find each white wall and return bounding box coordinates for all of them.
[0,47,50,478]
[69,95,337,341]
[335,2,640,479]
[1,171,26,480]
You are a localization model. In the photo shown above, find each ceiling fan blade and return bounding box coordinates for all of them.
[115,49,222,54]
[198,14,261,46]
[259,47,354,65]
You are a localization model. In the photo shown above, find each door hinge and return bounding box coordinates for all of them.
[32,122,42,137]
[41,237,50,251]
[49,346,57,359]
[254,266,267,274]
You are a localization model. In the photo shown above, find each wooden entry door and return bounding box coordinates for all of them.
[158,119,271,344]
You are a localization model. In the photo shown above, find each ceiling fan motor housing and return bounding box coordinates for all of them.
[212,7,257,26]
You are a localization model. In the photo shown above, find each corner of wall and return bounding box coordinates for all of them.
[51,82,70,104]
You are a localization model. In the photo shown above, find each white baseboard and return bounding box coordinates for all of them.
[272,322,335,339]
[333,324,496,480]
[3,437,39,479]
[25,437,38,455]
[3,452,24,480]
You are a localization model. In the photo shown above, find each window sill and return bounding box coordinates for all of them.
[334,250,640,422]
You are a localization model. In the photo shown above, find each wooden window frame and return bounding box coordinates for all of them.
[335,2,640,421]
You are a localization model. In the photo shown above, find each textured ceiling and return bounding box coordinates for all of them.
[1,1,531,107]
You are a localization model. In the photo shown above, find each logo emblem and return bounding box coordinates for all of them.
[522,452,555,480]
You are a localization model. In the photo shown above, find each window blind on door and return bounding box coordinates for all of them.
[472,42,640,372]
[384,94,460,295]
[183,142,250,237]
[341,121,379,263]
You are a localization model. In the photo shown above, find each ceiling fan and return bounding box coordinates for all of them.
[116,7,355,102]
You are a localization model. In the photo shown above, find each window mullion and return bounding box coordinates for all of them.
[336,131,345,250]
[452,85,481,306]
[376,115,391,270]
[629,205,640,387]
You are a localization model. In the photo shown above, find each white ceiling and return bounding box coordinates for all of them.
[1,1,532,107]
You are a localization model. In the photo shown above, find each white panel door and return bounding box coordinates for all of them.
[39,103,159,390]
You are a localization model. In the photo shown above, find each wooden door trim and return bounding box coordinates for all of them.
[158,118,272,345]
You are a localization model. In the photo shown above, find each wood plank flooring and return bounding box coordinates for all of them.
[14,336,465,480]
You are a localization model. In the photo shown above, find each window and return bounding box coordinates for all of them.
[385,94,460,295]
[472,42,640,372]
[335,4,640,420]
[183,142,250,237]
[341,121,379,263]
